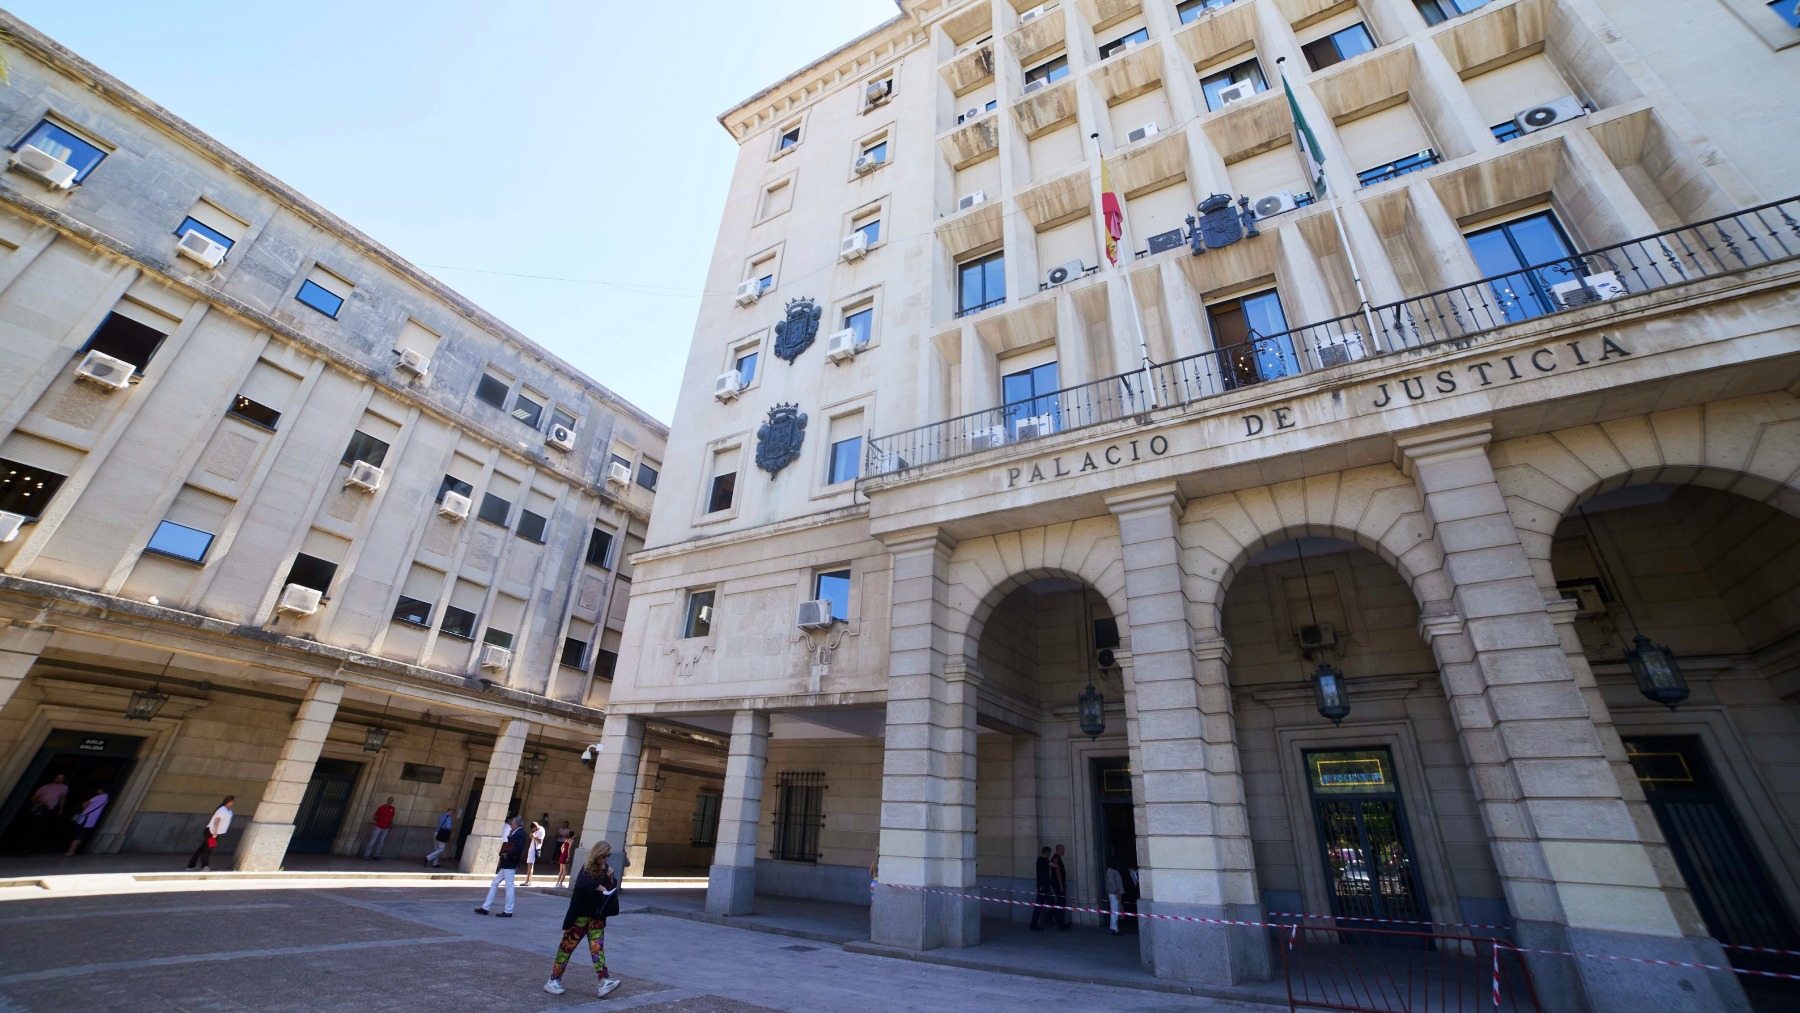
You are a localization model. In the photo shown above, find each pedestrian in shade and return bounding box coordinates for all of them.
[1051,843,1071,930]
[555,829,576,889]
[474,816,528,917]
[425,806,454,868]
[27,774,67,851]
[65,787,109,857]
[363,796,396,860]
[185,796,234,872]
[1029,846,1055,931]
[524,817,547,885]
[1105,859,1125,936]
[542,840,622,998]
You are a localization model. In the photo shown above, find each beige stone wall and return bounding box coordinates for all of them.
[644,768,724,873]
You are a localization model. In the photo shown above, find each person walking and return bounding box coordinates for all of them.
[1029,846,1055,931]
[1105,860,1125,936]
[524,818,547,886]
[185,796,234,872]
[64,787,109,857]
[363,796,396,860]
[425,806,454,868]
[474,816,528,917]
[542,840,622,998]
[1050,843,1071,930]
[554,831,575,889]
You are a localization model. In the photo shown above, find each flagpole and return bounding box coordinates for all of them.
[1278,57,1379,350]
[1092,132,1158,412]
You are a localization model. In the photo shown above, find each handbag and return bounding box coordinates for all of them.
[434,827,450,843]
[599,886,621,919]
[206,834,218,848]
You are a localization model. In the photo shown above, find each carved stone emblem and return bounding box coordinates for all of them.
[773,297,823,363]
[756,403,808,478]
[1187,193,1250,253]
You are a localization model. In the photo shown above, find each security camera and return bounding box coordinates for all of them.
[580,743,603,768]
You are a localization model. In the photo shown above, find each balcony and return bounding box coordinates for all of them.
[866,196,1800,477]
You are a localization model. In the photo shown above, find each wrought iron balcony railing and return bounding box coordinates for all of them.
[866,196,1800,478]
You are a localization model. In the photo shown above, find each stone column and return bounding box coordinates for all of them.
[1398,425,1749,1013]
[871,529,981,950]
[1108,486,1269,985]
[625,745,662,875]
[708,709,769,916]
[1009,733,1040,923]
[234,680,343,871]
[0,622,50,714]
[579,712,644,856]
[460,717,529,874]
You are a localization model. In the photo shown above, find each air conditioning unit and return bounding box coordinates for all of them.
[345,460,384,492]
[1315,330,1368,368]
[1126,122,1159,143]
[8,144,78,189]
[0,511,24,544]
[874,450,910,473]
[479,643,512,670]
[1024,78,1047,94]
[968,425,1008,451]
[439,491,472,520]
[958,191,986,211]
[1551,272,1626,308]
[958,107,983,125]
[840,232,870,261]
[735,279,763,306]
[605,461,632,487]
[1124,37,1145,51]
[1015,414,1056,440]
[853,153,881,174]
[865,80,893,107]
[1216,79,1258,106]
[1045,259,1084,286]
[74,349,133,390]
[696,604,714,625]
[1020,3,1049,23]
[547,423,576,451]
[714,370,745,401]
[796,599,836,630]
[1147,228,1186,254]
[276,583,323,616]
[1297,624,1337,650]
[1252,191,1300,220]
[395,347,431,377]
[175,229,228,268]
[1515,95,1587,135]
[825,328,861,363]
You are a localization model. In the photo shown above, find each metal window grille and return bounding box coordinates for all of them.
[771,771,826,862]
[691,791,722,846]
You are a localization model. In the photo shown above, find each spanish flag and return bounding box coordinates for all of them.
[1100,155,1123,266]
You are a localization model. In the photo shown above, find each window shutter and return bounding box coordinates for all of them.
[1126,180,1195,244]
[1284,572,1346,635]
[488,472,521,502]
[357,411,401,444]
[402,563,445,601]
[108,297,177,333]
[239,360,301,410]
[0,431,83,474]
[606,576,632,628]
[526,490,556,517]
[300,528,351,563]
[490,593,525,631]
[1464,55,1571,128]
[1338,103,1431,173]
[567,618,595,643]
[165,485,233,531]
[450,579,487,612]
[1228,145,1306,205]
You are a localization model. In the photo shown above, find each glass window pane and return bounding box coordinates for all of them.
[341,430,389,467]
[146,520,214,563]
[845,309,873,345]
[829,436,862,484]
[1505,214,1576,267]
[475,374,510,408]
[510,393,543,427]
[1335,24,1375,60]
[441,606,477,639]
[20,121,106,180]
[392,595,432,626]
[295,280,344,318]
[1241,291,1290,337]
[815,569,852,621]
[1773,0,1800,27]
[735,350,758,382]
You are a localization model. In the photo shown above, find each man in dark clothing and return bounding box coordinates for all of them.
[1029,846,1055,931]
[1051,843,1071,930]
[474,816,529,917]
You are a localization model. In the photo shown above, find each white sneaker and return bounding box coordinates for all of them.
[543,979,564,995]
[598,978,622,998]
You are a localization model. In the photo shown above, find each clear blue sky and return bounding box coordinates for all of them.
[10,0,899,424]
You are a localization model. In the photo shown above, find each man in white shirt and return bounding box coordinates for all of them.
[185,796,234,872]
[64,788,110,857]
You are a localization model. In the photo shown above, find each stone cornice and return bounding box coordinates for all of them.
[715,14,928,142]
[633,503,871,566]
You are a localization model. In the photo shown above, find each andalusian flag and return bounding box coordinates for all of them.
[1283,69,1326,199]
[1100,155,1123,265]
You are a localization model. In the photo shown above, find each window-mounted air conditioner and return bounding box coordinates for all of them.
[1216,79,1258,106]
[1024,78,1047,94]
[176,228,228,268]
[1297,624,1337,650]
[734,279,763,306]
[796,599,836,630]
[1126,122,1159,143]
[74,349,133,390]
[345,460,384,492]
[1550,272,1626,308]
[874,450,910,474]
[395,347,431,378]
[547,423,576,452]
[277,583,323,616]
[1315,330,1368,369]
[958,191,986,211]
[8,144,78,189]
[439,491,473,520]
[714,370,745,401]
[853,153,881,174]
[0,511,25,544]
[1045,259,1084,287]
[968,425,1008,451]
[1252,191,1300,220]
[696,604,714,625]
[825,328,861,364]
[865,80,893,107]
[605,461,632,487]
[1515,95,1587,135]
[840,232,870,262]
[479,643,513,670]
[1015,414,1056,440]
[958,106,983,125]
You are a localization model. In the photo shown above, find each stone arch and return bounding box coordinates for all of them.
[1492,392,1800,589]
[946,516,1130,669]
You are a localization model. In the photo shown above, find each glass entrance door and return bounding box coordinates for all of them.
[1305,748,1431,942]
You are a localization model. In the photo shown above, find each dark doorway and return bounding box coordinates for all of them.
[290,758,361,855]
[457,777,483,860]
[1304,748,1431,945]
[0,730,143,855]
[1090,756,1140,932]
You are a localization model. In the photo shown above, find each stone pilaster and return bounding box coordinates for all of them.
[235,680,343,871]
[708,710,769,915]
[625,745,662,874]
[579,712,643,859]
[1108,486,1269,984]
[871,528,981,950]
[1009,732,1039,922]
[461,717,528,874]
[1399,425,1748,1013]
[0,623,50,714]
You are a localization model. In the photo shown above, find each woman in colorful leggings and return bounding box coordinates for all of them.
[543,840,622,998]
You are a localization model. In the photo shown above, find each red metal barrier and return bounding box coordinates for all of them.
[1281,924,1542,1012]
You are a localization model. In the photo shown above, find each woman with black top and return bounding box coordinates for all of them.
[542,840,623,998]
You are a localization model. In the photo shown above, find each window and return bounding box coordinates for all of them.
[760,179,793,219]
[636,461,660,492]
[227,395,281,430]
[1414,0,1489,25]
[708,470,736,513]
[609,453,633,474]
[475,372,511,408]
[341,430,390,468]
[437,475,474,504]
[0,458,67,521]
[734,348,759,385]
[814,569,851,622]
[683,589,715,638]
[284,553,338,594]
[550,407,578,434]
[295,279,344,318]
[691,791,722,846]
[12,119,107,182]
[586,527,615,568]
[1464,211,1578,323]
[853,214,881,246]
[83,312,167,371]
[1773,0,1800,27]
[1099,28,1149,60]
[861,138,889,164]
[510,390,544,428]
[748,253,778,294]
[175,216,235,254]
[864,77,894,110]
[957,251,1006,317]
[777,125,801,152]
[1178,0,1235,23]
[772,771,825,862]
[516,509,548,543]
[1024,55,1070,88]
[478,493,511,526]
[595,649,619,681]
[828,436,861,485]
[1001,361,1062,435]
[441,605,477,639]
[560,636,589,670]
[1201,59,1268,111]
[844,306,874,347]
[144,521,214,563]
[392,595,433,627]
[483,627,514,651]
[1356,148,1440,187]
[1208,289,1296,389]
[1301,24,1375,71]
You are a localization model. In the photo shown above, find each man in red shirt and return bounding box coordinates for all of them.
[363,796,397,860]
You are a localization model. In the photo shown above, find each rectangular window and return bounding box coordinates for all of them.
[691,791,723,846]
[340,430,390,468]
[1201,59,1268,111]
[1001,361,1062,436]
[550,407,578,433]
[392,595,433,627]
[516,509,548,543]
[437,475,474,504]
[144,520,214,563]
[477,493,511,526]
[595,648,619,681]
[1356,149,1440,187]
[174,216,235,254]
[828,436,861,485]
[735,349,759,385]
[295,279,345,318]
[441,605,477,639]
[1463,211,1578,324]
[586,527,615,568]
[1414,0,1490,26]
[760,179,793,218]
[150,485,232,564]
[862,138,889,164]
[228,395,281,430]
[1301,24,1375,71]
[1178,0,1235,24]
[560,636,589,670]
[708,471,736,514]
[0,457,67,521]
[1098,27,1149,60]
[284,553,338,594]
[853,215,881,245]
[1208,289,1297,389]
[772,771,826,863]
[83,312,168,371]
[814,568,851,622]
[636,461,660,492]
[778,125,801,151]
[1024,55,1070,87]
[1491,120,1525,143]
[475,372,511,408]
[957,251,1006,317]
[482,627,514,650]
[1773,0,1800,28]
[510,390,544,428]
[683,589,715,638]
[844,307,874,346]
[12,119,107,182]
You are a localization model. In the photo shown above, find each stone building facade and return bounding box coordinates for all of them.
[594,0,1800,1010]
[0,15,675,874]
